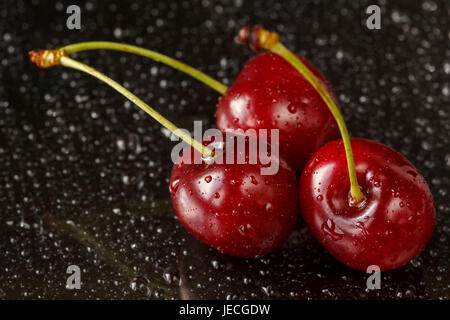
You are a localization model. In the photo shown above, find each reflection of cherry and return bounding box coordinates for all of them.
[216,51,338,171]
[169,137,298,258]
[300,138,435,271]
[241,26,436,270]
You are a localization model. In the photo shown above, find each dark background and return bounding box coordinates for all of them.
[0,0,449,299]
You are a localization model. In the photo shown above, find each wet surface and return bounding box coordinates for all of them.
[0,0,449,299]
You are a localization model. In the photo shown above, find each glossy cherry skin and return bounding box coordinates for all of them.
[299,138,435,271]
[169,140,298,258]
[216,52,339,171]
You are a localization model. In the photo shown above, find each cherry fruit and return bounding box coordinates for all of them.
[31,26,436,268]
[170,137,299,258]
[30,42,299,259]
[216,34,339,170]
[243,26,436,270]
[299,138,436,271]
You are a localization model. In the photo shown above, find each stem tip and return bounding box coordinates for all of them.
[348,190,367,208]
[29,49,66,68]
[238,25,279,51]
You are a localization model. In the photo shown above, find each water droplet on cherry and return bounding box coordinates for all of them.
[170,177,180,193]
[287,103,297,113]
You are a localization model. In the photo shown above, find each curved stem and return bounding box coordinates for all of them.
[62,41,228,94]
[238,26,365,205]
[61,56,214,157]
[274,43,365,204]
[29,49,213,158]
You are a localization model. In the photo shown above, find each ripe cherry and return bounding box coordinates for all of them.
[169,136,299,258]
[216,50,339,171]
[300,138,436,271]
[30,48,299,258]
[246,26,436,270]
[31,27,436,268]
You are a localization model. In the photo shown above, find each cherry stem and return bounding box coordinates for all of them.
[29,49,214,158]
[238,25,366,206]
[61,41,228,94]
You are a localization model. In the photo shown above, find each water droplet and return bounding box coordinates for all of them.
[261,286,271,296]
[204,175,212,183]
[163,272,173,284]
[422,1,438,12]
[211,260,219,269]
[321,219,344,241]
[170,178,180,193]
[287,103,297,113]
[356,222,369,237]
[239,224,252,236]
[113,27,123,38]
[116,138,126,151]
[130,276,152,297]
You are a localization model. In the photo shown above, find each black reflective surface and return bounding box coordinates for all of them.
[0,0,449,299]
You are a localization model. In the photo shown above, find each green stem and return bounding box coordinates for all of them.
[59,55,214,158]
[270,42,365,205]
[62,41,228,94]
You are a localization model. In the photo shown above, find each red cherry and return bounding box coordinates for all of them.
[299,138,436,271]
[31,40,300,259]
[169,137,298,258]
[216,52,339,170]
